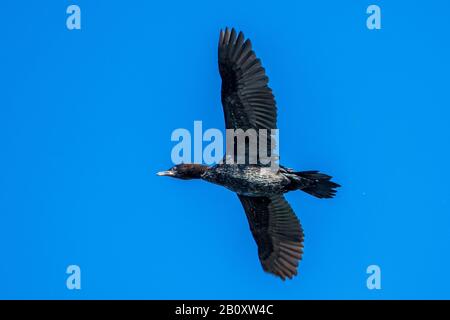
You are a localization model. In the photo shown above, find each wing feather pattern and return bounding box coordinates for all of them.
[238,195,304,280]
[218,28,277,131]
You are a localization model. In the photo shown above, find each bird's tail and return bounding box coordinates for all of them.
[289,170,340,199]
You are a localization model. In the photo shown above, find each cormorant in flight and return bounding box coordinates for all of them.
[157,28,340,280]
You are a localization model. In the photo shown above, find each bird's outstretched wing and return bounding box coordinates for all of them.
[218,28,277,130]
[218,28,278,164]
[238,194,304,280]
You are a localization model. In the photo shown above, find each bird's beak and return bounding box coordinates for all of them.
[157,170,175,177]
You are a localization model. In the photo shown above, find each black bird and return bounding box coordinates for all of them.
[157,28,340,280]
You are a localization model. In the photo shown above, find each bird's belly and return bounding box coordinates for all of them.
[203,166,287,196]
[226,176,281,195]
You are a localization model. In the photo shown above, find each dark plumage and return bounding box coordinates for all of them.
[157,28,340,280]
[218,28,277,131]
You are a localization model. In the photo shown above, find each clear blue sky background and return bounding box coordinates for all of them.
[1,0,449,299]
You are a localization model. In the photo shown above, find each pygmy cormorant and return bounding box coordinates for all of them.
[157,28,340,280]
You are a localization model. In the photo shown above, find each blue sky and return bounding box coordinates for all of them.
[0,0,449,299]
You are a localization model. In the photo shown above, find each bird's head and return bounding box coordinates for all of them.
[156,164,208,180]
